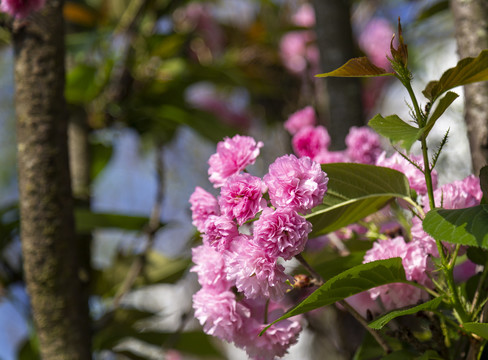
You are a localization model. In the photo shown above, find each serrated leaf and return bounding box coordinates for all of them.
[423,91,459,137]
[423,205,488,248]
[423,49,488,101]
[74,208,157,233]
[315,57,394,78]
[368,296,444,330]
[368,114,420,150]
[306,164,410,237]
[462,322,488,340]
[261,258,407,333]
[65,64,98,104]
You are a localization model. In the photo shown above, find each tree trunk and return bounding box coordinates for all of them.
[312,0,364,150]
[451,0,488,175]
[13,1,92,358]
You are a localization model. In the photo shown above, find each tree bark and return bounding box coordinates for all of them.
[13,1,92,358]
[451,0,488,175]
[312,0,364,150]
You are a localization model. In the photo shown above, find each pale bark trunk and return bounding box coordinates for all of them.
[451,0,488,175]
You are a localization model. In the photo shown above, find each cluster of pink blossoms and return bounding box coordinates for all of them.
[284,106,383,165]
[190,134,328,359]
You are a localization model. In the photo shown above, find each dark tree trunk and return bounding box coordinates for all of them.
[312,0,364,150]
[451,0,488,175]
[13,0,92,358]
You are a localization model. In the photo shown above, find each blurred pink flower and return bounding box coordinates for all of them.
[376,151,438,196]
[363,237,432,310]
[358,17,394,69]
[291,3,315,28]
[0,0,45,18]
[208,135,263,187]
[345,126,382,164]
[264,154,328,213]
[253,207,312,260]
[313,149,350,164]
[292,125,331,159]
[284,106,317,135]
[279,31,318,74]
[189,186,220,233]
[219,173,267,225]
[431,174,482,211]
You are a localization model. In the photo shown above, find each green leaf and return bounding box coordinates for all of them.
[423,91,459,137]
[423,205,488,248]
[90,142,113,181]
[74,208,156,233]
[416,1,449,21]
[65,64,98,104]
[306,163,411,237]
[462,322,488,340]
[368,114,420,151]
[315,57,395,78]
[423,49,488,101]
[480,166,488,203]
[466,247,488,265]
[261,258,407,333]
[313,251,367,281]
[415,350,444,360]
[368,296,444,330]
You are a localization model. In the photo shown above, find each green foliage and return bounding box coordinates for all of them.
[368,296,444,330]
[423,205,488,248]
[461,323,488,340]
[423,49,488,101]
[261,258,407,333]
[315,57,394,78]
[423,91,459,137]
[74,208,157,233]
[307,163,410,236]
[368,114,420,151]
[480,166,488,203]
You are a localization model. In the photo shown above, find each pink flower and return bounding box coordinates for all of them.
[208,135,263,187]
[284,106,317,135]
[225,237,293,300]
[202,215,239,251]
[291,3,315,28]
[363,237,432,310]
[189,186,220,233]
[431,174,482,211]
[376,152,438,196]
[313,150,350,164]
[345,126,382,164]
[219,173,267,225]
[236,302,301,360]
[0,0,45,18]
[292,125,330,159]
[264,154,328,213]
[279,31,317,74]
[253,207,312,260]
[191,244,232,291]
[193,287,250,342]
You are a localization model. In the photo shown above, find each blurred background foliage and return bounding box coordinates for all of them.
[0,0,465,359]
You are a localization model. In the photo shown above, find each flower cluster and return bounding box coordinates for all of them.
[190,134,328,359]
[284,106,383,165]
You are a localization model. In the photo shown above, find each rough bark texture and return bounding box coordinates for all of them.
[451,0,488,175]
[13,1,92,358]
[312,0,364,150]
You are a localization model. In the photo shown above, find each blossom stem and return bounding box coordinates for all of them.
[295,253,324,285]
[470,259,488,316]
[339,300,391,354]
